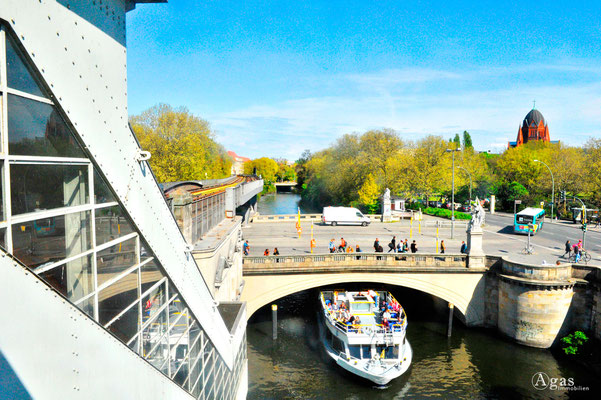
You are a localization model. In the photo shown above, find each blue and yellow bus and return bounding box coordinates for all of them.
[514,207,545,234]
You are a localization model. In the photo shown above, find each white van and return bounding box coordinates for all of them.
[322,207,371,226]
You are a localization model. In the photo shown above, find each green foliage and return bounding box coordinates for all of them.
[244,157,279,192]
[423,207,472,220]
[453,133,461,148]
[462,131,473,149]
[131,104,232,182]
[358,174,380,214]
[561,331,589,355]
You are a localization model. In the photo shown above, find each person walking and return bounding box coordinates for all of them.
[339,237,347,252]
[273,247,280,256]
[263,249,270,256]
[460,241,467,254]
[563,240,572,258]
[410,240,418,253]
[373,238,380,251]
[440,240,446,254]
[242,240,250,256]
[388,236,397,253]
[403,239,409,253]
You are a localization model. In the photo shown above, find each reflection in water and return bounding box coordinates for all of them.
[257,194,319,215]
[247,289,596,399]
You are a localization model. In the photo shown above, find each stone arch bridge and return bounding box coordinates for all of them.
[240,253,601,349]
[241,253,489,326]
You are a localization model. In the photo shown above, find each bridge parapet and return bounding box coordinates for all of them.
[243,253,470,274]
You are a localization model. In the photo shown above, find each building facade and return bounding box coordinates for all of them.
[0,1,247,399]
[508,108,551,148]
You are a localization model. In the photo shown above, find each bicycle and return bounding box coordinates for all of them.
[569,250,591,264]
[521,244,534,255]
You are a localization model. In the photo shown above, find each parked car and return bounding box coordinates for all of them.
[460,204,472,212]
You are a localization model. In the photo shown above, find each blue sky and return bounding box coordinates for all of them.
[126,0,601,160]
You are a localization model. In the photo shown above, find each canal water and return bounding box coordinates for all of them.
[247,287,597,399]
[249,195,598,399]
[257,193,319,215]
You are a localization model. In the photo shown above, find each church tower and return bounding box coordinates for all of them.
[509,107,551,148]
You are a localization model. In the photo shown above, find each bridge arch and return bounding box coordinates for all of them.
[242,272,486,326]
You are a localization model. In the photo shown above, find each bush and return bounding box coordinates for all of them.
[561,331,589,355]
[423,207,471,220]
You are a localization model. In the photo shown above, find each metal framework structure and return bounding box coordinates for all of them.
[0,1,246,399]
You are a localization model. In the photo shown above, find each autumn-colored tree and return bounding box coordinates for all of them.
[358,173,380,213]
[130,104,232,183]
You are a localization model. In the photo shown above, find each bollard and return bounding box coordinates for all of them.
[272,304,278,340]
[447,303,454,337]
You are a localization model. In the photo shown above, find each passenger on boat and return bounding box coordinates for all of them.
[382,318,390,330]
[383,309,391,321]
[354,316,362,333]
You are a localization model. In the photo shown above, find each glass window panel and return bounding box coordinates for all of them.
[12,211,91,268]
[95,206,135,246]
[10,163,89,215]
[143,308,169,374]
[93,168,116,204]
[99,270,139,343]
[7,95,85,157]
[1,162,4,222]
[140,256,163,293]
[142,280,167,324]
[0,228,5,250]
[5,36,47,98]
[38,255,94,318]
[96,237,136,287]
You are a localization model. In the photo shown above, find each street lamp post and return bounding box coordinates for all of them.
[534,159,554,223]
[446,148,462,239]
[458,166,472,204]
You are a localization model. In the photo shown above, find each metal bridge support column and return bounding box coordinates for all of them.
[272,304,278,340]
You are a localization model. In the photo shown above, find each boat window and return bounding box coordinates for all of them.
[349,345,361,359]
[376,345,398,359]
[332,336,345,354]
[361,345,371,359]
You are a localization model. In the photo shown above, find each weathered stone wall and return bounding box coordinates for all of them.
[484,273,499,328]
[498,276,574,348]
[594,290,601,341]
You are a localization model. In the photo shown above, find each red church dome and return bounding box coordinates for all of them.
[508,108,550,148]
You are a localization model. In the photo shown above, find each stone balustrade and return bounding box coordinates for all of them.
[243,252,469,273]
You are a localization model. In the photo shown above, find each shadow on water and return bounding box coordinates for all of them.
[247,285,599,399]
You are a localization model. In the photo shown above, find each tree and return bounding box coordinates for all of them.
[462,131,473,149]
[453,133,461,149]
[243,157,279,184]
[130,104,231,182]
[358,173,380,213]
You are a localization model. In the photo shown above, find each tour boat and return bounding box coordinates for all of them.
[319,290,412,385]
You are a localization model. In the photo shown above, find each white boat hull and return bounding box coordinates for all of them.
[323,338,412,385]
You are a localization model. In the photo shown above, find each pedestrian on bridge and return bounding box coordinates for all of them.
[460,241,467,254]
[403,239,409,253]
[264,249,270,256]
[563,240,572,258]
[243,240,250,256]
[373,238,379,251]
[329,239,336,253]
[410,240,418,253]
[440,240,446,254]
[388,236,397,253]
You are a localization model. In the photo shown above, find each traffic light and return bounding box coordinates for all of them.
[582,223,587,232]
